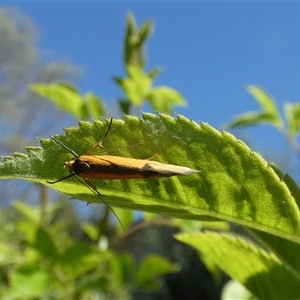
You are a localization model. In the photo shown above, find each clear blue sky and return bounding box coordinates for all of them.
[4,2,300,173]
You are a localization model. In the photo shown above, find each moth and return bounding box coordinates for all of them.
[47,118,200,226]
[47,118,200,184]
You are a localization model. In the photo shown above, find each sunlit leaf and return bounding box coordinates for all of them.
[176,232,300,300]
[114,66,152,106]
[85,93,106,119]
[4,265,52,298]
[124,13,153,67]
[226,85,283,128]
[1,114,300,243]
[147,86,186,114]
[30,82,88,118]
[284,102,300,137]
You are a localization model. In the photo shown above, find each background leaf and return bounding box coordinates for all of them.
[226,85,283,128]
[134,255,177,291]
[114,66,152,106]
[147,86,186,114]
[176,232,300,300]
[284,102,300,137]
[30,82,88,118]
[85,93,106,119]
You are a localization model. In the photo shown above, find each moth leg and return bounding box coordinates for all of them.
[83,177,124,230]
[85,118,113,154]
[147,150,163,160]
[83,178,106,197]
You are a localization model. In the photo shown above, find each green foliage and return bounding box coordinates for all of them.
[1,114,300,245]
[30,82,105,119]
[226,85,283,128]
[114,66,152,107]
[123,13,152,68]
[227,84,300,147]
[0,201,176,298]
[176,232,300,299]
[217,83,300,298]
[134,255,178,291]
[3,11,300,300]
[113,13,186,115]
[285,102,300,137]
[147,86,185,114]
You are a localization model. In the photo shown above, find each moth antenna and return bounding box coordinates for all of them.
[50,136,79,158]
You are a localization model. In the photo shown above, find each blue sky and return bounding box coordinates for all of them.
[3,2,300,174]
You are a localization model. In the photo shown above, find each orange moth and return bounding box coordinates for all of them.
[47,118,199,227]
[47,118,200,186]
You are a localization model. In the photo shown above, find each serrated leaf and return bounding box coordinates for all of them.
[147,86,186,114]
[250,229,300,280]
[176,232,300,300]
[284,102,300,137]
[248,163,300,277]
[226,85,283,128]
[1,114,300,243]
[269,162,300,210]
[30,82,88,118]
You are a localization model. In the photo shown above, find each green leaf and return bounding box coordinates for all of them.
[1,114,300,243]
[246,164,300,277]
[124,13,153,67]
[176,232,300,300]
[30,82,89,118]
[247,85,278,115]
[134,255,177,291]
[85,93,106,119]
[250,229,300,280]
[148,67,161,81]
[269,162,300,210]
[147,86,186,114]
[226,85,283,128]
[114,66,152,106]
[109,253,134,288]
[4,265,52,298]
[57,243,102,279]
[225,111,278,127]
[284,102,300,137]
[13,201,41,224]
[81,222,99,242]
[118,98,131,114]
[31,226,58,260]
